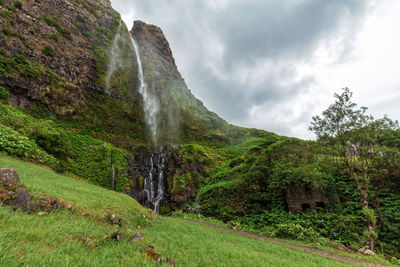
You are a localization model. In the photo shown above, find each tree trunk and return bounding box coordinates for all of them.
[362,195,376,251]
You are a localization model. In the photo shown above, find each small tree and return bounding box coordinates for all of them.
[309,88,399,251]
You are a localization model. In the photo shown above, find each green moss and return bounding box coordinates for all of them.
[0,10,11,18]
[42,15,71,40]
[50,33,61,41]
[5,4,17,12]
[42,45,54,57]
[0,53,42,80]
[92,46,108,85]
[0,86,9,102]
[73,0,101,18]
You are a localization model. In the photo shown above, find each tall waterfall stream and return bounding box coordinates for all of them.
[106,25,169,213]
[129,34,160,146]
[129,30,166,213]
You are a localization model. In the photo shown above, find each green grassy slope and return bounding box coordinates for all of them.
[0,154,356,266]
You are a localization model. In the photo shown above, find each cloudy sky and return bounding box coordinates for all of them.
[110,0,400,139]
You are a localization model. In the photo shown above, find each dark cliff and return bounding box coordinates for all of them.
[131,20,246,145]
[0,0,145,147]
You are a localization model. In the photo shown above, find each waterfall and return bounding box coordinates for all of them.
[104,24,168,213]
[129,33,160,145]
[130,32,165,213]
[105,23,123,95]
[140,150,167,213]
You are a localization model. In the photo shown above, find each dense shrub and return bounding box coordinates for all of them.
[0,104,129,191]
[0,86,9,102]
[0,124,56,165]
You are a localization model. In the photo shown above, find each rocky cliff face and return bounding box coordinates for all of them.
[0,0,145,147]
[1,0,116,107]
[131,20,246,146]
[0,0,246,212]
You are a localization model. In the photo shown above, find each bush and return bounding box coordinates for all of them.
[272,223,329,244]
[42,45,54,57]
[0,104,129,191]
[0,124,56,165]
[0,86,9,102]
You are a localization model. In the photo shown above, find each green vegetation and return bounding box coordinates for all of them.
[1,27,32,49]
[5,4,17,13]
[0,86,8,102]
[0,10,11,18]
[42,45,54,57]
[175,89,400,262]
[0,124,56,165]
[310,88,400,251]
[0,104,129,191]
[93,46,108,85]
[0,53,42,80]
[73,0,101,18]
[42,15,71,39]
[0,154,362,266]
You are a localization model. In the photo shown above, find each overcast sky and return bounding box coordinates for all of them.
[110,0,400,139]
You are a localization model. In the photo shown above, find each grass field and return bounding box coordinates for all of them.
[0,154,369,266]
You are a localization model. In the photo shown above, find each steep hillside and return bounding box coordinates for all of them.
[0,0,246,148]
[0,154,365,266]
[0,0,148,146]
[131,21,246,145]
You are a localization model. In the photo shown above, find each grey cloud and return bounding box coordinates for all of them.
[215,0,368,66]
[110,0,372,136]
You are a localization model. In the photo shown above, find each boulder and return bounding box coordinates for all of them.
[0,168,20,186]
[363,249,375,256]
[15,187,36,213]
[111,230,123,241]
[131,232,144,242]
[330,242,353,253]
[358,247,376,255]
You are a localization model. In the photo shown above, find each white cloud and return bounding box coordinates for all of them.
[110,0,400,139]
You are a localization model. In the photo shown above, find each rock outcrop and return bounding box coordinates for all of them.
[0,168,20,186]
[0,168,36,212]
[14,187,36,212]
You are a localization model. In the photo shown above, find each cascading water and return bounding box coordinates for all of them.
[105,23,123,94]
[129,29,166,213]
[140,149,167,213]
[129,33,160,145]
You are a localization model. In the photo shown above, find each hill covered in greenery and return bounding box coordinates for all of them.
[0,0,399,265]
[2,154,380,266]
